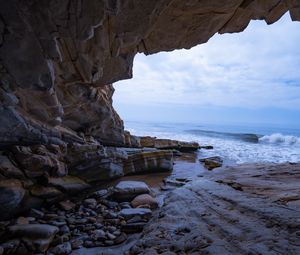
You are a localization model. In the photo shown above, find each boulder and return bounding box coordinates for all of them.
[131,194,158,209]
[7,224,59,252]
[67,143,124,182]
[112,181,151,202]
[0,179,25,220]
[200,156,223,170]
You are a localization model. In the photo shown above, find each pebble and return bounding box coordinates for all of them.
[50,221,67,227]
[83,198,97,208]
[59,225,70,234]
[51,242,72,255]
[91,229,106,240]
[114,232,127,244]
[1,181,158,253]
[59,201,76,211]
[15,216,30,225]
[92,189,108,198]
[71,239,83,250]
[28,208,44,219]
[104,240,114,246]
[107,232,116,240]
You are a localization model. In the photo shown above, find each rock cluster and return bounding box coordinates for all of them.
[0,139,176,220]
[0,181,158,254]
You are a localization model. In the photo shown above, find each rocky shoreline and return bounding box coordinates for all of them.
[0,180,159,254]
[0,136,200,254]
[1,140,299,254]
[0,134,198,220]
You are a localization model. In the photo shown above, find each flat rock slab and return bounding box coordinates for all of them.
[129,163,300,255]
[119,208,152,220]
[48,176,90,194]
[112,181,150,202]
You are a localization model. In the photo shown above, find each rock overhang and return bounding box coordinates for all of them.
[0,0,299,146]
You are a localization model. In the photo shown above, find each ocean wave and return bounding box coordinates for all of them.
[185,129,260,143]
[259,133,300,145]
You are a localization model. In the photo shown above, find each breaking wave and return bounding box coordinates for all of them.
[259,133,300,145]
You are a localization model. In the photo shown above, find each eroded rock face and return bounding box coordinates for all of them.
[0,0,299,220]
[0,0,299,147]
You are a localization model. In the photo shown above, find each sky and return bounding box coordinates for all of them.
[113,13,300,128]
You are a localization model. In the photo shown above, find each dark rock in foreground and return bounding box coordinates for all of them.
[7,224,58,253]
[112,181,151,202]
[200,156,223,170]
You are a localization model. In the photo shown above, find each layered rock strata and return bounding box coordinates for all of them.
[0,138,181,220]
[0,0,299,223]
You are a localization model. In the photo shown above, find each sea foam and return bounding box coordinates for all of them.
[259,133,300,145]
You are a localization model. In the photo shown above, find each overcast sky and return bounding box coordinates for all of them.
[113,13,300,128]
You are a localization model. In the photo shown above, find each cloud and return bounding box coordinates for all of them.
[114,13,300,111]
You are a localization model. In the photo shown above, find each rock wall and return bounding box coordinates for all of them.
[0,0,299,147]
[0,0,299,219]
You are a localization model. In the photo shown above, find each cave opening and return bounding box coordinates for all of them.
[113,12,300,164]
[1,2,300,254]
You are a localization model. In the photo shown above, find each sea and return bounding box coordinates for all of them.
[124,121,300,164]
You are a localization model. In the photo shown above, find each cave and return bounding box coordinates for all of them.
[0,1,300,254]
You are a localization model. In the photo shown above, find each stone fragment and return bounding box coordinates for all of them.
[119,208,152,220]
[121,222,147,233]
[83,198,97,208]
[48,176,90,194]
[7,224,58,252]
[59,200,76,211]
[112,181,151,202]
[30,185,62,199]
[28,208,44,219]
[51,242,72,255]
[200,156,223,170]
[91,229,106,241]
[71,239,83,249]
[131,194,158,209]
[199,145,214,150]
[15,216,30,225]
